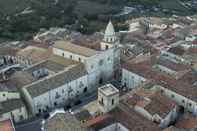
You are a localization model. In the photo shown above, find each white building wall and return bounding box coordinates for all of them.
[121,69,147,89]
[100,42,114,51]
[33,93,51,114]
[85,48,116,85]
[0,106,28,123]
[53,48,87,63]
[26,75,88,115]
[156,86,197,113]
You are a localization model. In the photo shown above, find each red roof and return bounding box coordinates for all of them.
[82,114,111,127]
[175,114,197,129]
[192,39,197,45]
[0,119,14,131]
[122,58,197,101]
[157,58,191,72]
[189,47,197,54]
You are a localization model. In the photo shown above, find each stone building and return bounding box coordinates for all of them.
[0,99,28,123]
[98,84,119,113]
[8,21,120,116]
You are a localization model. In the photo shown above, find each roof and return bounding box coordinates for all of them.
[0,47,18,56]
[98,84,119,96]
[122,58,197,101]
[144,91,176,118]
[175,113,197,129]
[105,21,115,37]
[25,64,87,98]
[9,55,79,89]
[53,41,97,57]
[0,119,15,131]
[17,46,52,63]
[74,110,92,122]
[156,57,191,72]
[9,71,37,89]
[0,99,25,115]
[26,55,78,73]
[85,115,115,130]
[0,82,18,92]
[123,88,175,118]
[44,112,90,131]
[110,105,162,131]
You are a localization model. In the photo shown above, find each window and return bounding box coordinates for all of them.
[62,89,64,93]
[171,94,175,98]
[2,94,5,97]
[91,65,94,69]
[99,59,104,66]
[112,99,114,105]
[182,100,185,103]
[99,78,103,84]
[101,98,104,105]
[83,87,87,93]
[20,115,24,121]
[107,57,110,61]
[62,53,64,57]
[54,102,57,106]
[161,89,164,94]
[189,103,192,107]
[55,92,60,99]
[70,55,72,59]
[124,82,127,87]
[78,58,81,62]
[68,86,73,93]
[79,81,84,88]
[105,45,109,50]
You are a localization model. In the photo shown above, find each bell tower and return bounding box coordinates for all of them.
[101,21,118,50]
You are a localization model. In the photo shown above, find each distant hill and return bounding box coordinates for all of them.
[0,0,195,41]
[0,0,30,15]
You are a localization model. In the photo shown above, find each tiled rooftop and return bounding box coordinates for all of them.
[16,46,52,64]
[44,112,90,131]
[53,41,97,57]
[98,84,119,96]
[175,112,197,129]
[110,105,162,131]
[25,64,87,97]
[0,99,25,115]
[144,91,176,118]
[0,119,14,131]
[122,57,197,101]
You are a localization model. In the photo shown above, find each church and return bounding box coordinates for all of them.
[19,21,120,115]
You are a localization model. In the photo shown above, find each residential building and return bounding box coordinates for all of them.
[42,109,91,131]
[0,99,28,123]
[21,62,88,115]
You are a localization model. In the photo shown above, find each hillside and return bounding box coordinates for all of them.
[0,0,195,41]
